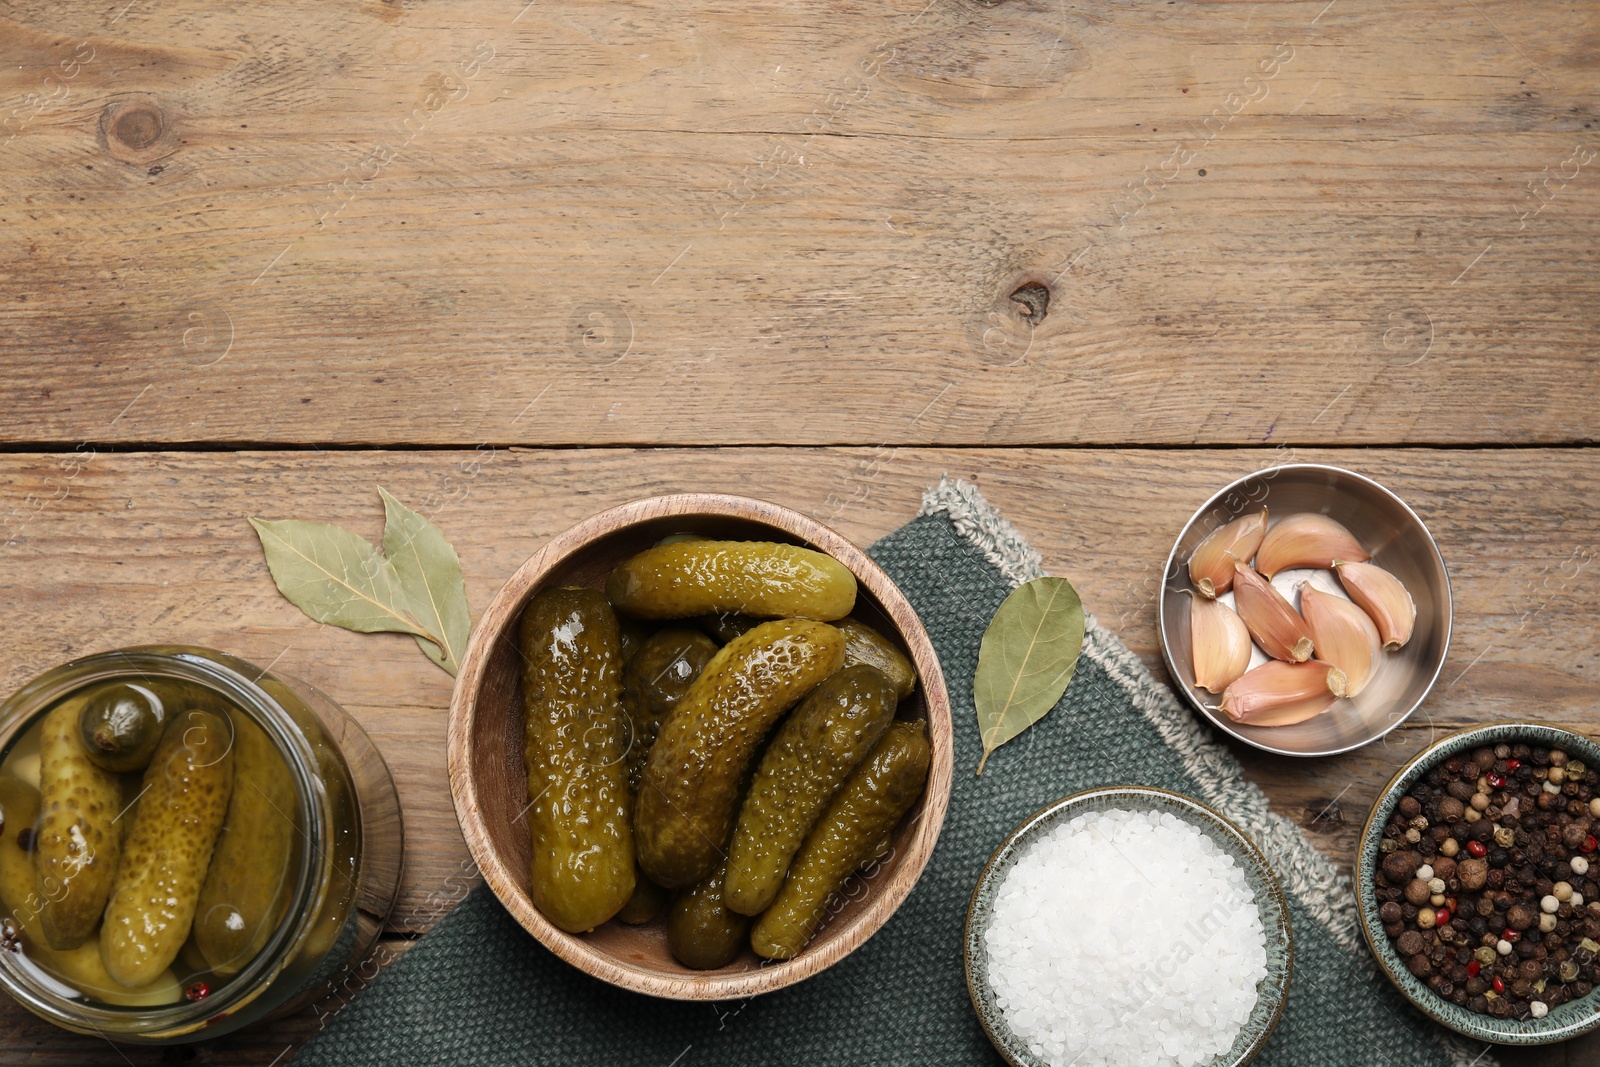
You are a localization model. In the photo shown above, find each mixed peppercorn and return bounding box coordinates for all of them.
[1376,741,1600,1021]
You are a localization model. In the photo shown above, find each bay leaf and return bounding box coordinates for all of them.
[248,516,440,646]
[379,487,470,676]
[973,576,1085,775]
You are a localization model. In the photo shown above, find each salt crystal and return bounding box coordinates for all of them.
[984,808,1268,1067]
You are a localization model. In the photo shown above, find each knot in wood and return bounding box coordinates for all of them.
[100,95,178,166]
[1009,282,1050,324]
[111,106,164,151]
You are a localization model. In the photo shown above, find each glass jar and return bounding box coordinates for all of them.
[0,645,403,1042]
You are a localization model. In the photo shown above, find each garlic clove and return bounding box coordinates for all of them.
[1254,513,1370,578]
[1190,594,1253,693]
[1231,562,1315,663]
[1188,508,1268,598]
[1218,660,1348,726]
[1299,586,1382,696]
[1334,560,1417,650]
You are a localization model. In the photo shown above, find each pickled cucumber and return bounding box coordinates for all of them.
[194,710,296,976]
[724,665,897,916]
[102,708,235,987]
[35,698,123,950]
[606,540,857,622]
[615,868,668,925]
[30,941,183,1007]
[635,619,845,889]
[750,720,930,960]
[692,613,762,644]
[667,860,750,970]
[0,776,180,1006]
[0,775,43,928]
[655,532,709,546]
[621,628,717,793]
[77,681,172,773]
[837,619,916,700]
[257,674,358,962]
[618,618,649,664]
[520,587,635,933]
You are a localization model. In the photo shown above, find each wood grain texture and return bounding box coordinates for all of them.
[0,444,1595,1062]
[1,0,1598,447]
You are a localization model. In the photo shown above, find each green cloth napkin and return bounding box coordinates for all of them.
[295,479,1490,1067]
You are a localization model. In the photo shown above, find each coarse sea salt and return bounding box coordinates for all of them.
[984,808,1267,1067]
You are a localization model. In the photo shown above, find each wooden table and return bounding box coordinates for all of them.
[2,0,1597,1061]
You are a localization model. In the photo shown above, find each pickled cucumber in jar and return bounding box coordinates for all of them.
[77,680,174,773]
[606,540,856,621]
[193,710,296,975]
[519,587,636,933]
[0,774,182,1006]
[35,695,123,950]
[102,708,235,988]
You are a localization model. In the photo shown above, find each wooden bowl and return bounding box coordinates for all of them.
[447,494,954,999]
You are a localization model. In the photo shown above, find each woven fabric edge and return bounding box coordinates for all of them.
[914,476,1496,1067]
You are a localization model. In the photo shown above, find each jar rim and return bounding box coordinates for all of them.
[0,645,332,1038]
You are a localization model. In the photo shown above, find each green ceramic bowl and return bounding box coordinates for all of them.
[1357,722,1600,1044]
[964,786,1293,1067]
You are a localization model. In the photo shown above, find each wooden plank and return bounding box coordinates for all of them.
[1,0,1597,447]
[0,444,1595,1061]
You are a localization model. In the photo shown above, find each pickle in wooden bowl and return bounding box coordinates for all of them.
[449,494,953,1001]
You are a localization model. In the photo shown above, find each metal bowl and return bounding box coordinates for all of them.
[1159,465,1451,758]
[964,786,1292,1067]
[1356,722,1600,1044]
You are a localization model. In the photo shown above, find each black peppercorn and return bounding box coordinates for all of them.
[1382,850,1422,884]
[1376,739,1600,1023]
